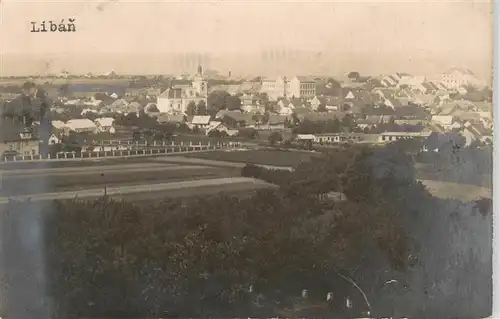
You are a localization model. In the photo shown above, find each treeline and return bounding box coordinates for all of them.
[292,116,357,134]
[0,143,492,318]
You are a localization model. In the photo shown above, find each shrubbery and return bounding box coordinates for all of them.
[0,142,492,319]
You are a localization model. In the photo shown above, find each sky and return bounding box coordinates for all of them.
[0,0,493,80]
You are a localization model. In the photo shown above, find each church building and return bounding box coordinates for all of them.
[157,65,208,114]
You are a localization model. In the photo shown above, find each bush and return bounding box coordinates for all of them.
[0,142,491,318]
[238,128,259,140]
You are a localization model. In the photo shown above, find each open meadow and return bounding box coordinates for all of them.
[182,149,321,167]
[0,161,240,196]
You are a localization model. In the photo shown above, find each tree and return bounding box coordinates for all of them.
[132,131,141,141]
[221,115,238,129]
[226,95,242,111]
[341,114,356,132]
[154,132,165,141]
[326,78,341,88]
[186,101,197,116]
[84,112,98,121]
[252,113,264,125]
[348,72,360,80]
[317,104,327,112]
[257,93,271,112]
[238,128,259,140]
[208,130,228,138]
[423,132,440,151]
[268,131,283,146]
[207,91,231,111]
[2,141,491,318]
[196,101,208,115]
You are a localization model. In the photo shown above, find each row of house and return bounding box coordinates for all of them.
[51,117,116,136]
[260,76,317,101]
[295,131,432,145]
[379,68,485,90]
[158,111,289,136]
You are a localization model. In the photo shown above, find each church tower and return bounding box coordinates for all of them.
[192,65,207,96]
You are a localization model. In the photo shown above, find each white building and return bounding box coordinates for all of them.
[188,115,212,130]
[288,76,316,99]
[380,73,403,87]
[260,76,287,101]
[66,119,98,134]
[94,117,116,133]
[260,76,316,101]
[397,75,426,88]
[157,65,208,114]
[378,131,432,143]
[431,115,455,129]
[432,68,485,90]
[205,121,238,136]
[51,120,66,130]
[47,133,61,145]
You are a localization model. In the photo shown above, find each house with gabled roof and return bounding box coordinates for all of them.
[298,111,346,122]
[0,119,40,157]
[373,88,399,100]
[94,117,115,134]
[215,110,257,128]
[66,119,98,134]
[462,123,485,146]
[188,115,212,129]
[344,90,355,100]
[205,121,237,136]
[240,94,264,113]
[380,74,403,87]
[383,98,403,109]
[51,120,66,130]
[310,96,322,111]
[431,115,455,129]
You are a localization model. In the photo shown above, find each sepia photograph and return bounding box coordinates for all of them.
[0,0,495,318]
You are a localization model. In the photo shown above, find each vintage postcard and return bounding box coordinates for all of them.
[0,1,494,318]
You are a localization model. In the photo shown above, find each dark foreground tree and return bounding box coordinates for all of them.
[0,142,491,319]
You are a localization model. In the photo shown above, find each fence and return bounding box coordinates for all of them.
[2,142,243,163]
[88,140,215,152]
[93,140,199,147]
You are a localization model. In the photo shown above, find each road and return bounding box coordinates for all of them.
[0,177,275,204]
[152,156,294,171]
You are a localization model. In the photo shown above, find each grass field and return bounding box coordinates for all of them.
[420,179,492,201]
[1,180,277,206]
[107,182,277,204]
[183,149,321,167]
[0,157,151,170]
[0,166,238,196]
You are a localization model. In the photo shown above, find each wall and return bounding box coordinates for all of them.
[0,140,40,156]
[157,97,182,113]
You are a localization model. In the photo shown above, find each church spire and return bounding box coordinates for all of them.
[197,65,203,77]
